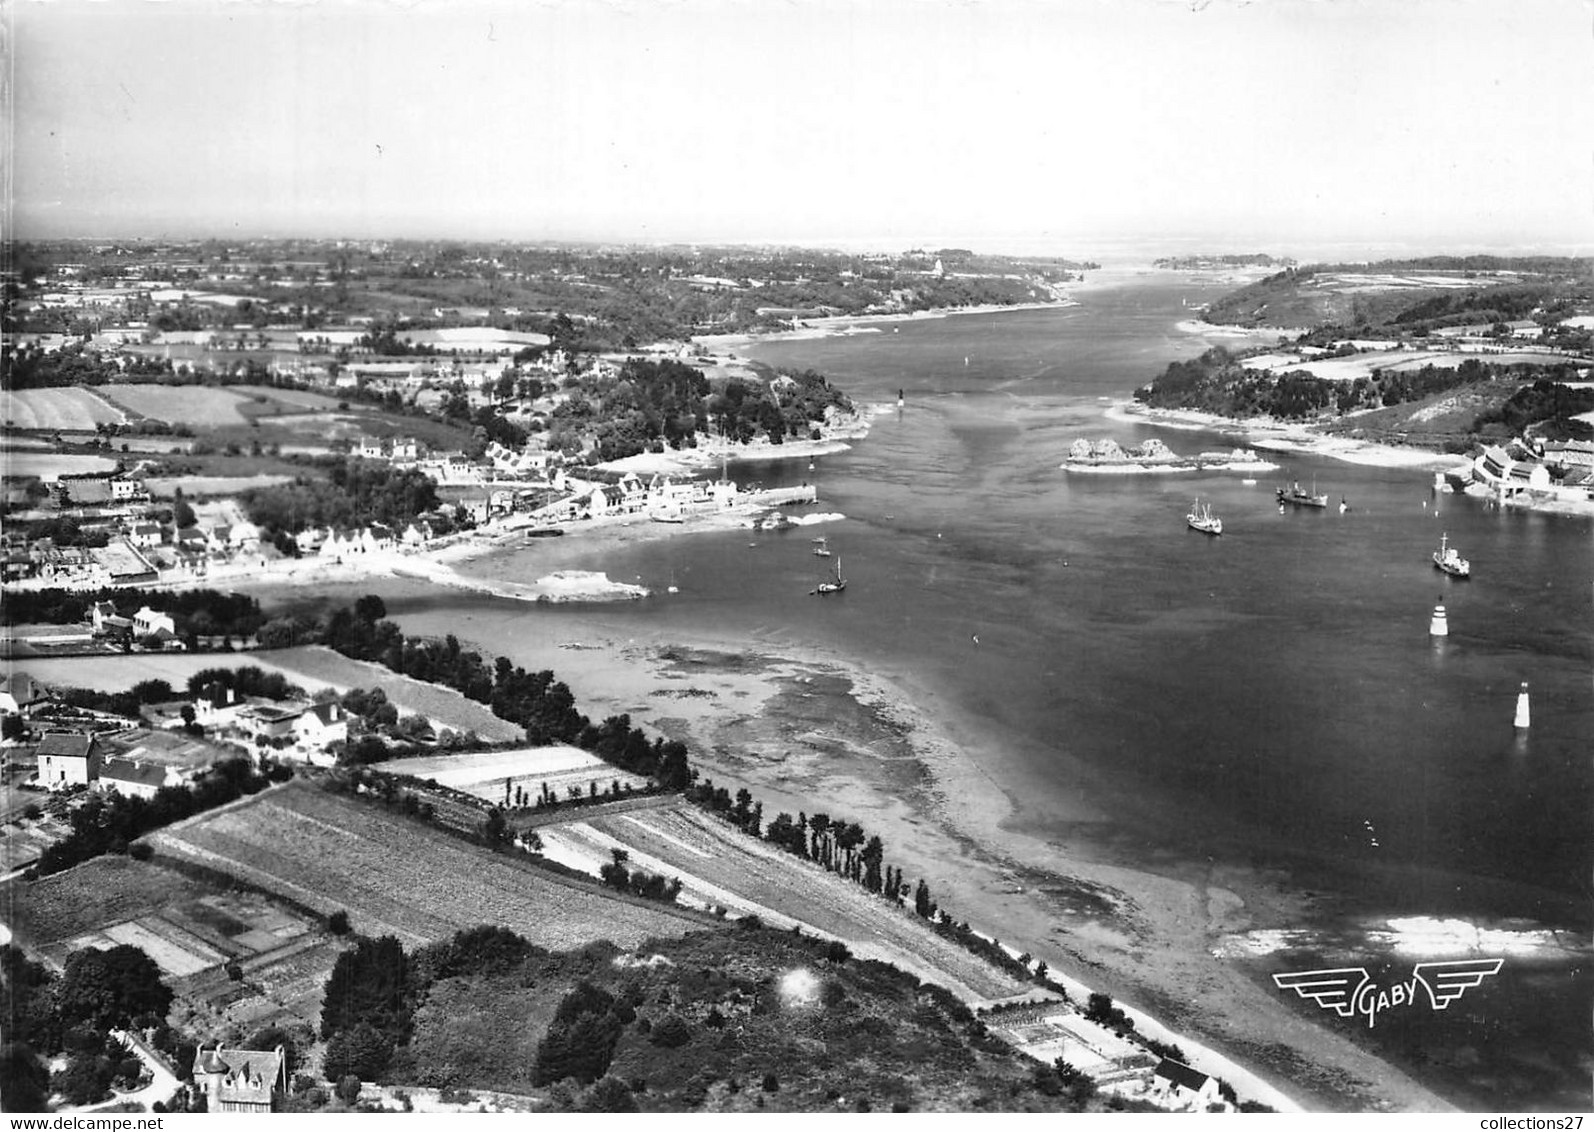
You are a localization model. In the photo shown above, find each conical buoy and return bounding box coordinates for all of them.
[1513,682,1531,729]
[1429,601,1448,637]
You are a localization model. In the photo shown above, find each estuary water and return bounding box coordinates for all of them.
[404,273,1592,1106]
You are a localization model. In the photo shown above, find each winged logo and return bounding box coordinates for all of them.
[1414,958,1503,1009]
[1274,959,1504,1027]
[1271,967,1370,1019]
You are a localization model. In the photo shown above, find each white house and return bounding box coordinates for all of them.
[1149,1059,1223,1112]
[132,606,177,638]
[227,520,262,549]
[236,704,304,744]
[293,701,348,751]
[127,522,164,549]
[37,732,100,789]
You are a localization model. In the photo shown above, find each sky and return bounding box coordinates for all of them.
[9,0,1594,259]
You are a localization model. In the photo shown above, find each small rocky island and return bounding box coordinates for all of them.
[1063,437,1278,474]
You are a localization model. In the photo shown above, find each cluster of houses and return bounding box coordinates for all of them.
[1469,437,1594,502]
[3,672,352,794]
[984,1001,1233,1112]
[543,469,744,524]
[4,511,266,587]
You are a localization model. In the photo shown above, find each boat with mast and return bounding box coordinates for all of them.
[1433,532,1470,577]
[1187,498,1223,536]
[813,555,847,595]
[1277,478,1328,508]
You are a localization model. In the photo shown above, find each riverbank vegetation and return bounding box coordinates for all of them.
[1199,256,1593,344]
[1135,347,1594,446]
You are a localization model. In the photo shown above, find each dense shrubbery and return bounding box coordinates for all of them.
[1134,347,1590,432]
[542,358,853,461]
[241,459,439,534]
[1472,379,1594,441]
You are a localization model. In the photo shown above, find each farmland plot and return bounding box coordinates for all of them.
[1,387,126,430]
[96,384,252,425]
[387,746,647,803]
[151,780,711,951]
[4,452,119,481]
[543,800,1029,1002]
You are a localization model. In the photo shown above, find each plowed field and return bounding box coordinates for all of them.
[151,780,710,951]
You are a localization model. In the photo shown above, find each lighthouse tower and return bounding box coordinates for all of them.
[1429,600,1449,637]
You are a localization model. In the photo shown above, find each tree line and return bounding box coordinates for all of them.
[1,587,264,640]
[684,776,1060,994]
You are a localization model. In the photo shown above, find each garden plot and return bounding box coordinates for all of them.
[387,746,648,804]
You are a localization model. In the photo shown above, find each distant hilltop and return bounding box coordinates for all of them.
[1198,256,1594,332]
[1153,254,1297,270]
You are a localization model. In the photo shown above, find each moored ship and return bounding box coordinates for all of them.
[1186,499,1223,536]
[1277,480,1329,508]
[1433,532,1470,577]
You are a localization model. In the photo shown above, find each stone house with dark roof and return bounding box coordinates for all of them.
[192,1043,286,1113]
[99,757,184,800]
[0,671,52,716]
[36,731,100,789]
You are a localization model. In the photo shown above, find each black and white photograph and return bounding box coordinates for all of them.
[2,0,1591,1118]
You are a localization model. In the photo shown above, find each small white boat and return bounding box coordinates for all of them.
[1187,498,1223,536]
[1433,532,1470,577]
[812,537,833,558]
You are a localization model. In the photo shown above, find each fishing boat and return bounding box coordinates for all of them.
[1186,498,1223,536]
[812,537,833,557]
[1277,479,1329,508]
[814,556,847,595]
[1433,532,1470,577]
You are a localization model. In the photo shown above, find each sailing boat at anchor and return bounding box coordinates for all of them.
[813,555,847,595]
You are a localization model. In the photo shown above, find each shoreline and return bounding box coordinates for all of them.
[1107,401,1475,473]
[693,297,1082,354]
[342,585,1455,1113]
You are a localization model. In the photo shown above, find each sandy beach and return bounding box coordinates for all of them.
[693,296,1082,356]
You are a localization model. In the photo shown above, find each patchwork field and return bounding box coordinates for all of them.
[0,387,126,430]
[1,852,343,1029]
[150,779,711,951]
[387,746,649,803]
[1240,348,1577,382]
[538,800,1031,1003]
